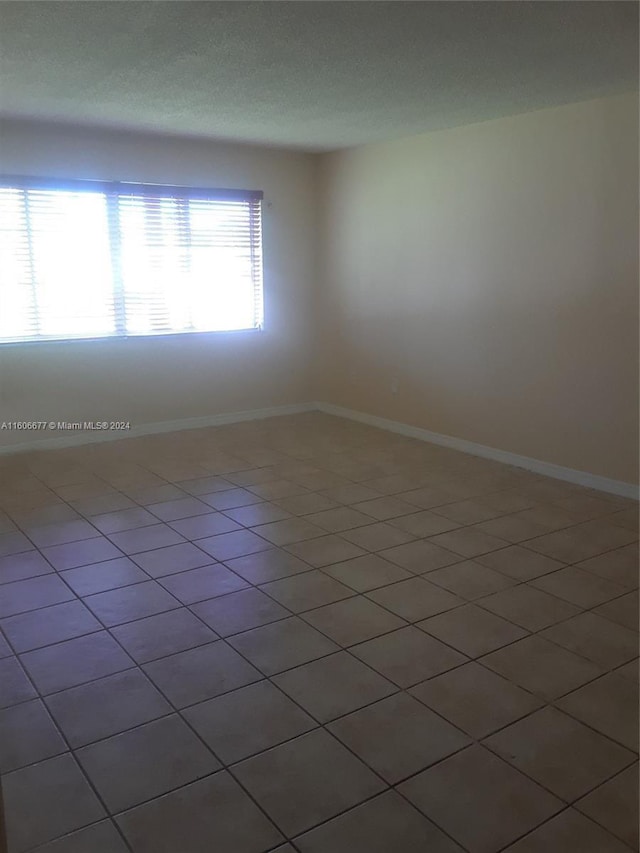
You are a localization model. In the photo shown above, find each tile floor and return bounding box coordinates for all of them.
[0,412,637,853]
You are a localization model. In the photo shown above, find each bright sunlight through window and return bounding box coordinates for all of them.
[0,178,264,343]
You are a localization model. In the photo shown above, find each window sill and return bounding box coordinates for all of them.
[0,327,265,349]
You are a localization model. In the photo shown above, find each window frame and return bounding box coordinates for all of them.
[0,175,265,347]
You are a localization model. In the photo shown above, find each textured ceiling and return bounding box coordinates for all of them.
[0,1,637,152]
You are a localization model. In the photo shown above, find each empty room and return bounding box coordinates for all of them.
[0,2,638,852]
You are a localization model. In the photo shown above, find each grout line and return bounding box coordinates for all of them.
[0,649,136,853]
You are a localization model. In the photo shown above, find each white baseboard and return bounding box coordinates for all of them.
[0,402,316,456]
[2,398,636,500]
[315,401,639,501]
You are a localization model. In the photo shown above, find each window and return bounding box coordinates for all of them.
[0,176,264,343]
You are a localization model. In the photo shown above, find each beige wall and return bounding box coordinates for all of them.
[1,97,637,485]
[0,120,317,449]
[317,94,639,485]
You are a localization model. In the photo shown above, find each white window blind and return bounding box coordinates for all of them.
[0,177,264,343]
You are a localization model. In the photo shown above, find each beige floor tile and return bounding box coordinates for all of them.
[366,577,463,622]
[43,669,169,748]
[575,764,639,850]
[379,540,462,573]
[0,656,37,710]
[613,658,639,682]
[76,715,219,812]
[251,517,326,546]
[191,587,289,637]
[607,508,640,532]
[233,729,385,837]
[289,471,350,492]
[319,484,383,505]
[1,599,101,653]
[285,535,366,567]
[127,484,186,506]
[196,529,272,561]
[159,564,248,604]
[480,635,602,700]
[177,474,236,494]
[552,494,628,520]
[399,744,562,853]
[530,566,628,608]
[259,570,354,612]
[0,550,54,585]
[479,584,580,631]
[223,502,291,526]
[55,482,119,502]
[275,492,342,515]
[201,487,265,510]
[361,474,426,495]
[328,692,469,783]
[512,504,583,532]
[0,699,67,773]
[576,544,639,589]
[42,537,123,570]
[341,521,416,551]
[350,626,467,687]
[0,514,18,535]
[557,673,639,751]
[472,514,552,543]
[107,524,186,556]
[147,497,212,522]
[427,559,516,600]
[429,527,510,558]
[224,548,311,583]
[142,641,261,708]
[302,595,406,646]
[419,603,528,657]
[273,651,397,722]
[542,612,638,669]
[395,487,459,510]
[432,500,505,525]
[3,754,106,851]
[485,706,634,800]
[29,821,130,853]
[305,507,375,533]
[502,808,632,853]
[353,496,419,520]
[248,480,310,500]
[84,581,180,626]
[183,680,315,764]
[14,504,83,529]
[27,519,102,549]
[131,542,214,578]
[227,616,339,675]
[525,522,637,564]
[0,632,11,659]
[168,511,241,539]
[322,553,413,591]
[389,509,461,537]
[410,661,542,737]
[594,591,639,632]
[21,631,134,695]
[91,507,160,534]
[474,490,539,514]
[223,469,277,487]
[116,772,284,853]
[294,790,462,853]
[476,545,566,580]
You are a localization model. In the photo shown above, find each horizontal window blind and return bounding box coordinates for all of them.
[0,176,264,343]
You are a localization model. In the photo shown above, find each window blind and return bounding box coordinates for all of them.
[0,176,264,343]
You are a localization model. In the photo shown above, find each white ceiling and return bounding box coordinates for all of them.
[0,1,637,152]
